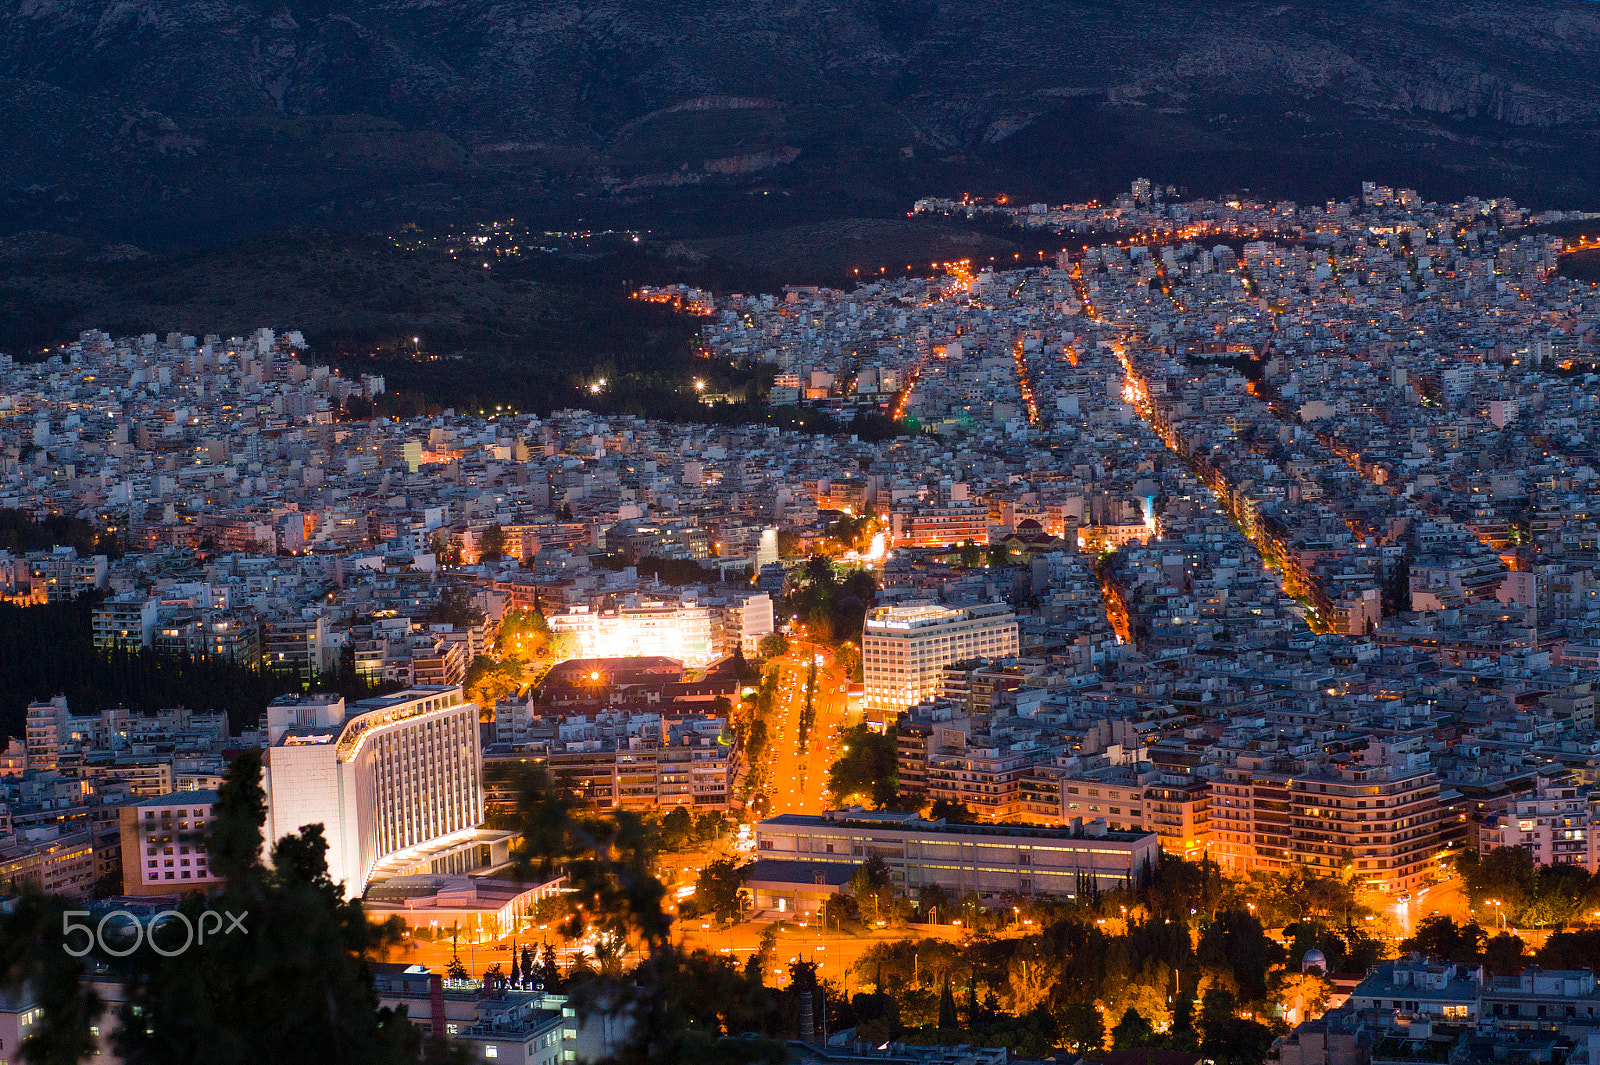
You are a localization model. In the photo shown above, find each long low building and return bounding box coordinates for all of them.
[751,808,1159,916]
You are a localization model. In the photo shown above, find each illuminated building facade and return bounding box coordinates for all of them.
[752,808,1159,913]
[1209,745,1453,895]
[549,601,716,666]
[263,687,484,893]
[862,602,1019,718]
[888,505,990,548]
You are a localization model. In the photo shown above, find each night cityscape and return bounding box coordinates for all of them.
[4,3,1600,1065]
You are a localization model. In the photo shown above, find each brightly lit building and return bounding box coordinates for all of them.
[263,687,490,895]
[549,598,716,665]
[1207,739,1455,895]
[750,808,1159,915]
[861,602,1019,720]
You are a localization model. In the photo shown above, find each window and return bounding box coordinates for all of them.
[485,1047,499,1059]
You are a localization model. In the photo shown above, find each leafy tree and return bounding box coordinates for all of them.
[834,641,862,682]
[1198,986,1275,1065]
[463,654,522,712]
[695,860,751,923]
[1168,992,1200,1052]
[850,856,902,926]
[549,631,582,660]
[1402,915,1486,966]
[658,806,694,849]
[917,883,952,924]
[496,609,551,658]
[426,584,485,628]
[1460,846,1537,917]
[828,724,899,807]
[1272,970,1331,1021]
[1197,908,1280,1002]
[757,633,789,659]
[781,556,879,648]
[1522,862,1591,927]
[1111,1006,1156,1049]
[1484,932,1526,976]
[929,800,978,824]
[0,894,105,1065]
[748,924,780,984]
[1057,1002,1104,1053]
[478,523,505,562]
[111,750,417,1064]
[503,767,671,950]
[822,893,862,933]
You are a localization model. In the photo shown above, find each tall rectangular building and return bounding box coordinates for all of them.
[263,687,484,895]
[861,602,1019,718]
[119,790,224,895]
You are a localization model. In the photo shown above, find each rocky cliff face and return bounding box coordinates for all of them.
[3,0,1599,243]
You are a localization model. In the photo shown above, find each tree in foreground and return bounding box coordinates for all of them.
[0,749,418,1065]
[113,750,417,1065]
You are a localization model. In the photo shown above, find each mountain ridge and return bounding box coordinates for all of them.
[4,0,1600,246]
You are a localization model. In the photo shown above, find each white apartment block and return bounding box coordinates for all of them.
[118,790,223,895]
[862,602,1019,718]
[1479,776,1600,870]
[263,687,485,894]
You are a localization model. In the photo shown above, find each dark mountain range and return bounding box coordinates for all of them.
[4,0,1600,249]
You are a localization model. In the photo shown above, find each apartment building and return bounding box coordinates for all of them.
[1210,742,1455,894]
[91,593,159,651]
[550,599,717,666]
[888,504,991,548]
[0,828,96,898]
[117,790,223,895]
[536,716,734,811]
[153,610,260,664]
[24,696,70,771]
[862,602,1019,717]
[926,741,1034,821]
[1478,775,1600,870]
[262,615,338,675]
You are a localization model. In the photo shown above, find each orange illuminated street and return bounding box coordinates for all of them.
[766,645,851,816]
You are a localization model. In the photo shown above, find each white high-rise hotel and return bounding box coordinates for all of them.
[862,602,1019,718]
[263,687,484,893]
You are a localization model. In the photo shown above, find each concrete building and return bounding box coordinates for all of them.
[751,808,1159,915]
[373,966,580,1065]
[862,602,1019,718]
[1211,741,1454,895]
[1347,957,1482,1020]
[118,790,223,895]
[550,600,717,666]
[1478,775,1600,871]
[0,827,97,898]
[262,687,486,895]
[92,593,159,651]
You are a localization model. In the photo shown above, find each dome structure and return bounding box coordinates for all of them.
[1302,948,1329,974]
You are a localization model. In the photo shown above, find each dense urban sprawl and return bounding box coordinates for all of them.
[3,180,1600,1062]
